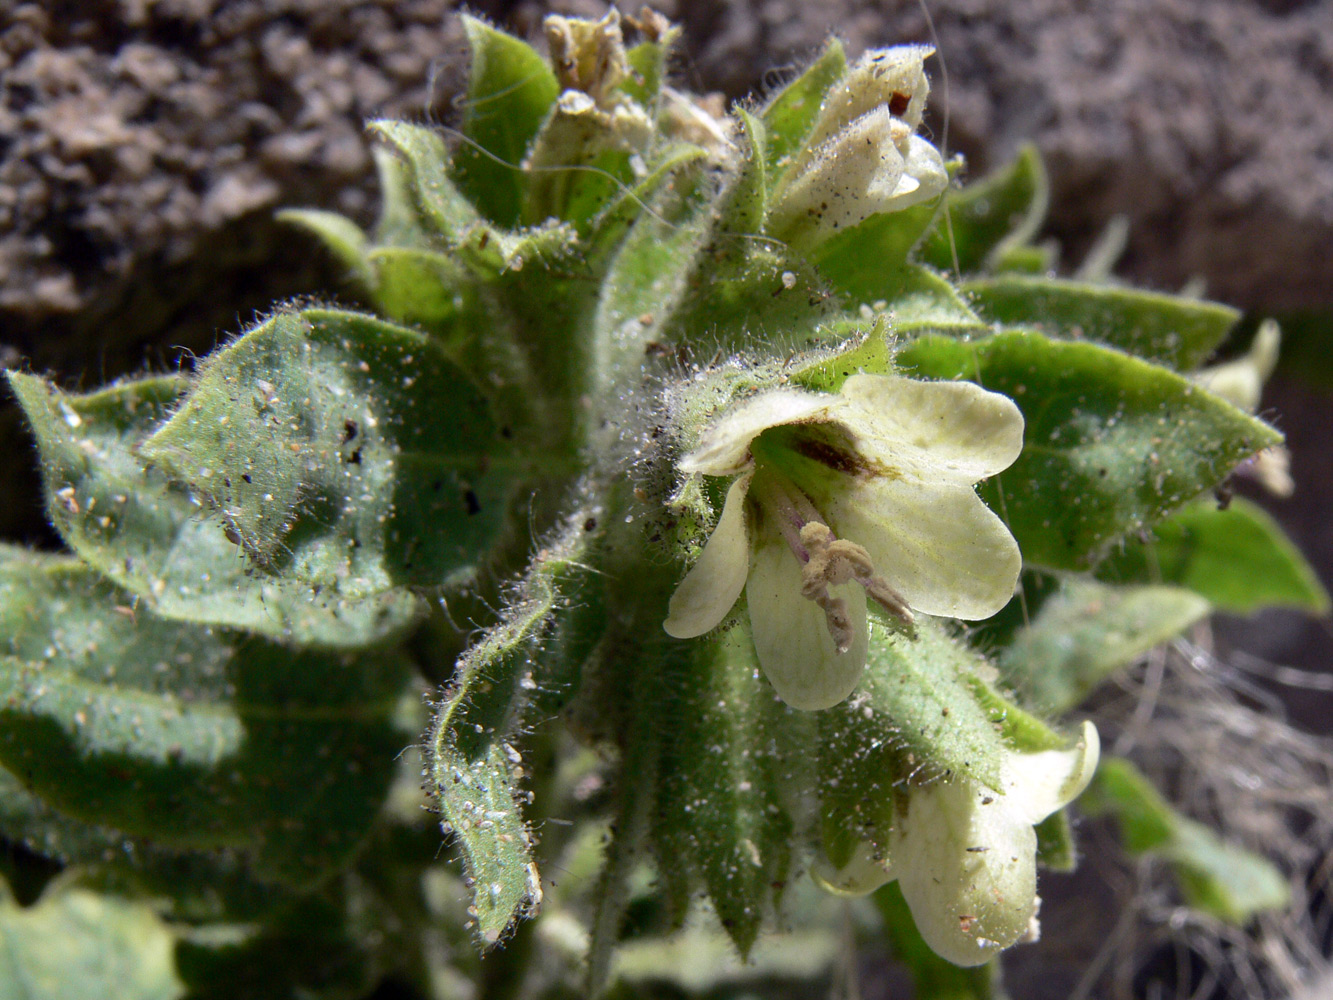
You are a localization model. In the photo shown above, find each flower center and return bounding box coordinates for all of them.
[750,466,913,650]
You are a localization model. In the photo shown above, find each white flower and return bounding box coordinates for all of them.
[663,374,1024,710]
[817,722,1101,967]
[767,46,948,248]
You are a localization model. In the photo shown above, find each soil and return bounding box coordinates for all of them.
[4,0,1331,370]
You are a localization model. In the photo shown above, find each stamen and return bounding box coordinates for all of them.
[749,464,914,648]
[800,522,914,647]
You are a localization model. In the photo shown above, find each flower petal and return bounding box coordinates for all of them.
[768,108,911,243]
[823,479,1021,620]
[746,532,868,710]
[893,134,949,209]
[892,777,1039,967]
[806,44,934,145]
[664,473,753,638]
[836,374,1024,486]
[812,839,896,897]
[1002,721,1100,825]
[680,389,832,476]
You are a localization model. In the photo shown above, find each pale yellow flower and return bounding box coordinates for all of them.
[664,374,1024,710]
[818,722,1101,967]
[768,46,949,247]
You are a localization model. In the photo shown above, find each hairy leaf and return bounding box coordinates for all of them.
[899,330,1282,570]
[964,275,1237,370]
[996,579,1210,714]
[818,619,1009,870]
[7,371,414,645]
[652,628,801,956]
[425,513,595,946]
[760,39,847,179]
[367,119,480,243]
[141,308,518,594]
[0,547,409,883]
[455,16,560,227]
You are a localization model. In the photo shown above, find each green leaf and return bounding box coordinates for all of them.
[821,620,1009,850]
[424,513,594,946]
[6,371,414,645]
[0,547,409,883]
[175,884,385,1000]
[593,175,712,384]
[455,16,561,227]
[812,201,946,304]
[1083,757,1291,924]
[0,875,184,1000]
[369,144,430,248]
[0,769,298,924]
[873,881,1001,1000]
[275,209,371,288]
[760,39,847,179]
[1096,497,1331,616]
[997,579,1210,714]
[920,144,1047,275]
[964,676,1068,753]
[899,330,1283,570]
[585,142,708,262]
[659,140,840,355]
[1033,810,1076,872]
[651,628,801,957]
[140,308,519,594]
[963,275,1238,370]
[366,245,472,331]
[717,109,768,235]
[994,242,1056,275]
[367,119,480,243]
[622,31,676,109]
[607,920,841,995]
[521,91,641,230]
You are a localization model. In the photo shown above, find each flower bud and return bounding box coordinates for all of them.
[767,108,947,248]
[809,44,934,144]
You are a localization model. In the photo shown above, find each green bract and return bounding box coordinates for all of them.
[1,10,1318,999]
